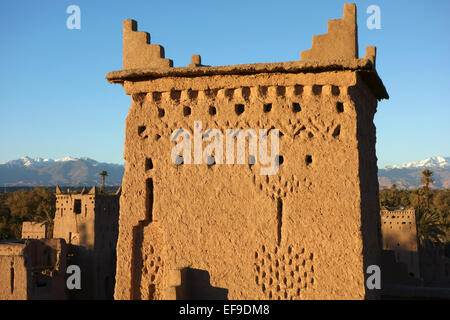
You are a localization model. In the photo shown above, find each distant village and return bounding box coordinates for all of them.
[0,170,120,299]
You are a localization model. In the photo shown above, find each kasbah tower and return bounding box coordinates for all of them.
[106,3,388,300]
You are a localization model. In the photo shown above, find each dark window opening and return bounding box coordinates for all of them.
[158,108,165,118]
[188,90,198,99]
[235,104,245,115]
[332,125,341,138]
[294,85,303,95]
[263,103,272,113]
[331,86,340,96]
[147,284,155,300]
[74,199,82,214]
[146,179,154,222]
[145,158,153,170]
[152,92,161,102]
[225,88,234,99]
[183,106,191,117]
[10,266,14,294]
[242,87,251,100]
[305,155,312,166]
[259,86,268,97]
[277,198,283,246]
[312,85,322,95]
[170,90,181,100]
[209,106,216,116]
[277,155,284,165]
[292,103,301,113]
[276,86,286,96]
[336,102,344,113]
[138,126,146,136]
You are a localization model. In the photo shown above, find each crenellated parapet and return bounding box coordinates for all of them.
[123,19,173,69]
[301,3,358,61]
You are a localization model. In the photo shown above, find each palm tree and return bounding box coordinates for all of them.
[99,170,108,191]
[416,208,446,248]
[421,169,434,211]
[37,206,54,239]
[391,184,398,207]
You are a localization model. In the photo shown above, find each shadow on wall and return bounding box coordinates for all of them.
[176,267,228,300]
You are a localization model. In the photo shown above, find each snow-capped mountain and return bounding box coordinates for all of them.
[1,156,54,168]
[1,155,448,189]
[0,156,124,186]
[379,156,450,189]
[384,156,449,170]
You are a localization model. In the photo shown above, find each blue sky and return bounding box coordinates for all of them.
[0,0,448,168]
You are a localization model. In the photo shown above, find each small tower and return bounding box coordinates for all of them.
[53,186,121,299]
[380,207,421,282]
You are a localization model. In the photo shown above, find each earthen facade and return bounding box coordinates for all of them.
[53,186,120,299]
[0,239,67,300]
[106,3,388,299]
[21,221,47,240]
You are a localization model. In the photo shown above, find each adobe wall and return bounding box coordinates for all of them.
[0,243,30,299]
[380,208,420,278]
[107,3,388,300]
[53,187,120,299]
[24,239,68,300]
[21,221,47,239]
[0,239,67,300]
[53,188,97,247]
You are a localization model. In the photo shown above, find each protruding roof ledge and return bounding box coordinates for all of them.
[106,57,388,100]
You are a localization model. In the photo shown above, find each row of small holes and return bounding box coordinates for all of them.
[174,154,311,167]
[156,102,343,118]
[151,85,341,102]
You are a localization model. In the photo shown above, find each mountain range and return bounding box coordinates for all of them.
[0,156,449,189]
[0,157,124,187]
[378,156,449,189]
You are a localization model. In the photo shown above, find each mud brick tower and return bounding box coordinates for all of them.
[53,186,120,299]
[107,3,388,299]
[380,208,420,280]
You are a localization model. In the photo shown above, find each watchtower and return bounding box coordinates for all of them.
[107,3,388,299]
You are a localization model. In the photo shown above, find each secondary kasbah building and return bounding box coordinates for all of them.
[106,3,388,299]
[0,186,120,300]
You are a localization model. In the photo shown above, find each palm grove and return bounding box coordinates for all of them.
[380,169,450,248]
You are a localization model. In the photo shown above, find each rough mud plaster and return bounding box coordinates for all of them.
[107,3,388,300]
